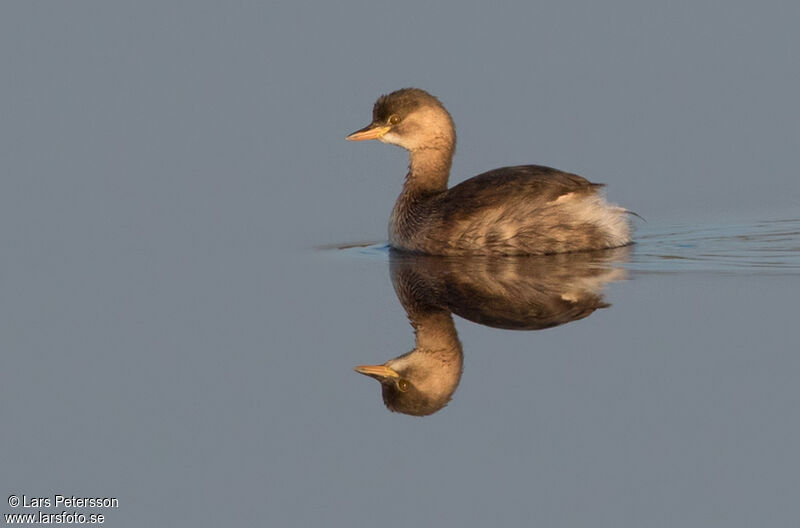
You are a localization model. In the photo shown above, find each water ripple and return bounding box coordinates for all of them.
[325,218,800,275]
[631,218,800,274]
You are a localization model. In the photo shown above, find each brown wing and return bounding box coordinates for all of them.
[438,165,602,220]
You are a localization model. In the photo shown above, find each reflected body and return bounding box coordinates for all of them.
[355,248,630,416]
[347,88,632,255]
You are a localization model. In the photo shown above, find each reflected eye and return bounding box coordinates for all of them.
[397,379,410,392]
[388,114,401,125]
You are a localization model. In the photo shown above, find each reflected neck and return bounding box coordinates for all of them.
[412,311,462,359]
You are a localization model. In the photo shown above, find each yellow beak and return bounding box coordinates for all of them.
[353,364,400,380]
[346,124,391,141]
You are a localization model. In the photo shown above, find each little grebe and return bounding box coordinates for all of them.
[347,88,632,255]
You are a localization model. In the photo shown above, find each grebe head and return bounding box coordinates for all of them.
[347,88,455,152]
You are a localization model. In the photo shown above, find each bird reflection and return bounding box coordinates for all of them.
[355,247,630,416]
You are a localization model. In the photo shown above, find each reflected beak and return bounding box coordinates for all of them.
[354,364,400,380]
[346,124,391,141]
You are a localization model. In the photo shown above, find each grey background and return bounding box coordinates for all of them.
[1,1,798,527]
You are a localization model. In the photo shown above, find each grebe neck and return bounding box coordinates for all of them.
[406,146,453,193]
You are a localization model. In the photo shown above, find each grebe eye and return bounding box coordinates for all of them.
[388,114,401,125]
[397,379,410,392]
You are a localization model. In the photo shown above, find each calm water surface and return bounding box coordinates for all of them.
[7,217,797,526]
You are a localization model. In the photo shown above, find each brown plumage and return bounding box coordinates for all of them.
[347,88,632,255]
